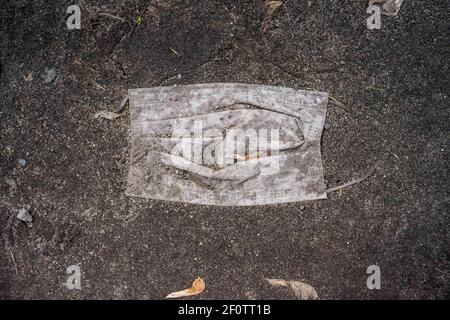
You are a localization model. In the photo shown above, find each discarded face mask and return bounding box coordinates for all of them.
[125,83,329,206]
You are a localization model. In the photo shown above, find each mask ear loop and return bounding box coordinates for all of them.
[325,161,379,193]
[324,96,381,193]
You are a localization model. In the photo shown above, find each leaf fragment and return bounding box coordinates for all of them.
[368,0,403,16]
[265,278,319,300]
[166,277,205,299]
[262,1,283,31]
[266,1,283,16]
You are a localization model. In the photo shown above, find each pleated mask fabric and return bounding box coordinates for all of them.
[125,83,329,206]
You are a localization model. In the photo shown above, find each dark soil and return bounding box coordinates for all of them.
[0,0,448,299]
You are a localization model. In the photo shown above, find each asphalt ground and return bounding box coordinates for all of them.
[0,0,448,299]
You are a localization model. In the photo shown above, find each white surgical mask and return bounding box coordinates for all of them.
[126,83,328,206]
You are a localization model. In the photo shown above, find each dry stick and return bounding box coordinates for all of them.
[326,161,380,193]
[113,94,129,113]
[329,96,353,114]
[89,78,106,91]
[73,59,99,74]
[9,249,19,277]
[170,48,181,56]
[98,12,126,22]
[85,66,99,74]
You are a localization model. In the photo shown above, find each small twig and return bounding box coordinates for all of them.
[127,0,152,39]
[75,60,99,74]
[93,110,123,120]
[85,66,99,74]
[389,151,400,161]
[89,78,106,91]
[329,96,353,113]
[98,12,126,22]
[326,161,380,193]
[266,60,306,82]
[232,152,261,161]
[113,94,129,113]
[170,48,181,56]
[9,249,19,277]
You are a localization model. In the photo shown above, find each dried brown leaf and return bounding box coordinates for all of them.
[265,278,319,300]
[166,277,205,299]
[266,1,283,16]
[266,278,289,287]
[368,0,403,16]
[289,281,319,300]
[382,0,403,16]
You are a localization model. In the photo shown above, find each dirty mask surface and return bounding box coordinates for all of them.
[126,83,329,206]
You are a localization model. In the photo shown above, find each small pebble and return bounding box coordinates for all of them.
[41,67,57,84]
[18,158,27,167]
[17,208,33,223]
[324,123,331,130]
